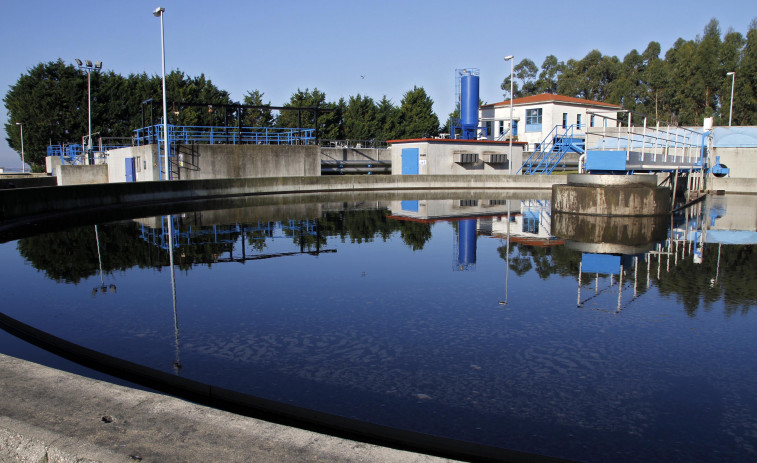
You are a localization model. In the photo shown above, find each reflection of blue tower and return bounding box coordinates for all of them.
[456,219,477,270]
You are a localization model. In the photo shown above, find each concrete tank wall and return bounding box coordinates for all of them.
[57,165,109,186]
[107,144,319,183]
[552,174,670,216]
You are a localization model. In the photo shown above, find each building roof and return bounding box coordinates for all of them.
[481,93,621,109]
[387,138,527,146]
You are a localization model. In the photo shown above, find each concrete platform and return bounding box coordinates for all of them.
[0,353,456,463]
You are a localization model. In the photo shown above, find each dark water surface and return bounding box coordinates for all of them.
[1,193,755,462]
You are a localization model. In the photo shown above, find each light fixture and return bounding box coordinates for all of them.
[154,6,170,180]
[726,71,735,127]
[75,58,103,156]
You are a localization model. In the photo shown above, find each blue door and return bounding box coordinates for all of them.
[512,120,519,137]
[125,158,136,182]
[401,148,419,175]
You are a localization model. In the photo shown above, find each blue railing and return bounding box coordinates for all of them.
[134,124,315,146]
[519,124,585,175]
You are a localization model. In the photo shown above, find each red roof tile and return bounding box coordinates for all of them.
[481,93,621,109]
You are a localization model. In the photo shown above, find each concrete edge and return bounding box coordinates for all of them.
[0,353,454,463]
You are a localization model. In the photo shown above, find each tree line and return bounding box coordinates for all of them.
[4,18,756,169]
[501,18,757,126]
[2,60,439,169]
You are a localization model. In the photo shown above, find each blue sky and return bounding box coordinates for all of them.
[1,0,754,168]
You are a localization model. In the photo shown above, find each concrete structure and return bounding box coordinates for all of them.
[552,174,670,216]
[479,94,621,150]
[388,139,526,176]
[0,175,563,225]
[106,144,320,183]
[0,354,453,463]
[709,127,757,178]
[57,164,108,186]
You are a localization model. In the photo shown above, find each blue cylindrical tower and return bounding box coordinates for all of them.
[460,74,479,140]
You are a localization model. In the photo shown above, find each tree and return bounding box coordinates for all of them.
[343,94,378,141]
[375,96,402,141]
[734,19,757,125]
[536,55,562,94]
[277,88,342,140]
[398,86,439,139]
[242,90,275,127]
[500,58,538,98]
[4,60,87,169]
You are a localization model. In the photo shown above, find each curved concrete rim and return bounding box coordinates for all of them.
[566,173,658,187]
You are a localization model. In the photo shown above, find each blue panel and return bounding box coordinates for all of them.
[585,150,627,172]
[401,148,419,175]
[125,158,136,182]
[401,200,419,212]
[525,123,542,133]
[582,253,620,275]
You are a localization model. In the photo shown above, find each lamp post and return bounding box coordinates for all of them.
[504,55,514,174]
[75,59,102,157]
[15,122,24,173]
[726,71,735,127]
[153,6,170,180]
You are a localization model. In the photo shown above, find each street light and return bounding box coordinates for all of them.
[504,55,514,174]
[15,122,24,173]
[75,58,102,157]
[154,6,170,180]
[726,71,735,127]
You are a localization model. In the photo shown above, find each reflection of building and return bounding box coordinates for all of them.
[485,200,562,247]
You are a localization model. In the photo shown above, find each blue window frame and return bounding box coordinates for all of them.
[590,115,595,127]
[526,108,542,132]
[562,113,567,129]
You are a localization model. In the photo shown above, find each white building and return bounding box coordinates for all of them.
[479,94,621,150]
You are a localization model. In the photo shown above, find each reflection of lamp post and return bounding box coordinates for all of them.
[504,55,514,174]
[75,59,102,154]
[499,202,511,305]
[166,215,181,373]
[15,122,24,173]
[726,71,735,127]
[153,6,171,180]
[91,225,117,296]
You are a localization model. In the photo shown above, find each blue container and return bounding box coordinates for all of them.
[461,75,479,139]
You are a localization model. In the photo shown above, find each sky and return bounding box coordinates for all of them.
[1,0,754,169]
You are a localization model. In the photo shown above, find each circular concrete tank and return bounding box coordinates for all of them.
[552,174,670,216]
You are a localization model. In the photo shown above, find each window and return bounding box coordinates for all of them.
[590,115,595,127]
[577,114,582,128]
[562,113,567,129]
[485,121,493,138]
[498,120,505,135]
[525,108,542,132]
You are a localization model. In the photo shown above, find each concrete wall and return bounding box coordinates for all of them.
[57,165,108,186]
[0,175,563,224]
[711,147,757,179]
[45,156,63,176]
[107,144,319,183]
[320,147,389,162]
[390,140,524,175]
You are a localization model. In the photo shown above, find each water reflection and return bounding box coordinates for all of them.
[2,192,757,462]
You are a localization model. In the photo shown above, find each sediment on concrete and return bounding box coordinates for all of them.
[0,175,562,224]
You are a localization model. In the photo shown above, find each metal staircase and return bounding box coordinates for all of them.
[519,124,585,175]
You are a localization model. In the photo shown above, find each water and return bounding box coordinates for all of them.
[1,192,755,462]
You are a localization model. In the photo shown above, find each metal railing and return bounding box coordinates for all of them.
[134,124,315,146]
[586,111,706,168]
[318,139,388,149]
